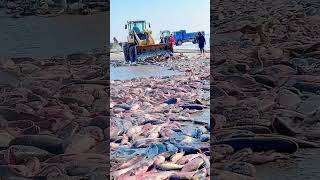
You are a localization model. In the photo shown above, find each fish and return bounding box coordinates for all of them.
[157,162,184,171]
[177,154,200,165]
[214,137,298,153]
[169,171,198,179]
[116,158,155,179]
[192,168,208,179]
[159,128,177,138]
[166,143,179,154]
[173,143,201,154]
[153,155,166,166]
[121,134,129,145]
[140,123,153,136]
[181,136,199,144]
[111,156,143,171]
[126,126,143,137]
[132,138,162,148]
[170,151,185,163]
[181,157,204,172]
[199,154,210,169]
[147,144,159,158]
[131,103,140,111]
[111,158,154,178]
[147,126,162,138]
[180,104,204,110]
[163,98,179,104]
[140,171,177,180]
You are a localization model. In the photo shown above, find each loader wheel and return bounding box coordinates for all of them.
[177,40,182,46]
[129,46,137,62]
[123,43,130,62]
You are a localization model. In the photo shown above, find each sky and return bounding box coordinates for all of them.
[110,0,210,42]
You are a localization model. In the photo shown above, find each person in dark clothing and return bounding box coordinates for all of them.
[197,32,206,55]
[132,23,141,34]
[160,36,165,44]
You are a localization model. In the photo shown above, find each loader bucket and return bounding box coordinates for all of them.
[135,44,172,61]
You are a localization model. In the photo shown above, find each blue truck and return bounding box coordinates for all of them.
[160,30,205,46]
[173,30,205,46]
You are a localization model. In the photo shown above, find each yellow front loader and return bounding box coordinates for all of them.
[122,20,172,62]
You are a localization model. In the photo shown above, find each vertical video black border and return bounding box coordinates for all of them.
[210,0,214,179]
[106,0,111,179]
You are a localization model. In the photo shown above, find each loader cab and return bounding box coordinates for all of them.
[126,21,150,42]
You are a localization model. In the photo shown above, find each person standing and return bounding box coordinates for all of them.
[160,36,165,44]
[168,34,175,53]
[197,32,206,55]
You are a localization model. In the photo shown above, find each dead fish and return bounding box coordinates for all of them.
[158,151,173,159]
[111,159,150,177]
[163,98,179,104]
[177,154,200,165]
[200,134,210,142]
[199,154,210,169]
[147,126,162,138]
[0,132,14,150]
[157,162,184,171]
[140,123,153,136]
[181,136,198,144]
[166,143,178,154]
[153,155,166,166]
[9,135,64,154]
[147,143,167,158]
[159,128,176,138]
[8,120,34,129]
[192,168,208,178]
[55,121,79,140]
[131,103,140,111]
[63,134,96,154]
[5,145,53,164]
[173,143,201,154]
[79,126,104,142]
[119,170,157,180]
[90,141,110,153]
[110,142,120,150]
[115,158,155,179]
[22,125,40,135]
[148,131,160,138]
[180,104,204,110]
[214,169,256,180]
[181,157,204,172]
[36,163,65,177]
[121,134,129,145]
[132,138,162,148]
[111,156,143,171]
[170,171,198,179]
[170,151,185,163]
[140,171,177,180]
[127,126,143,137]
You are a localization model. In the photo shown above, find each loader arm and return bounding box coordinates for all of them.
[133,31,155,46]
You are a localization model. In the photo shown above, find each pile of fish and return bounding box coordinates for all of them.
[212,0,320,179]
[110,54,210,179]
[0,52,110,179]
